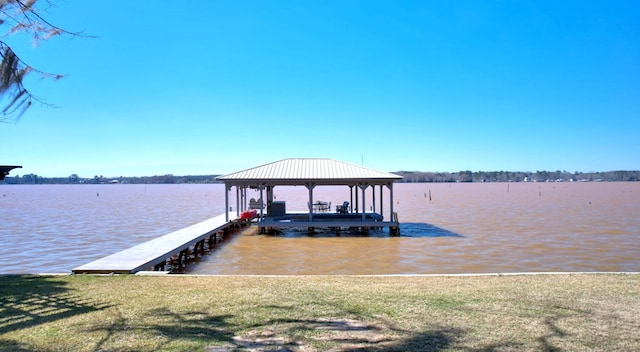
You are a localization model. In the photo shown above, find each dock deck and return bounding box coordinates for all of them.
[72,213,242,274]
[257,211,400,234]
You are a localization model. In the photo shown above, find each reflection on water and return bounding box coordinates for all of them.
[400,223,464,238]
[263,223,464,238]
[1,182,639,274]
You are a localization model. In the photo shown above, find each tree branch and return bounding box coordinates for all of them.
[0,0,88,122]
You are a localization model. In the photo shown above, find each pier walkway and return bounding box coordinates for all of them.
[72,213,245,274]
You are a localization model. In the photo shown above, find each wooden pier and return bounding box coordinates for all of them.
[72,213,247,274]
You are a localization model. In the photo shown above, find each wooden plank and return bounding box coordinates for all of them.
[72,213,237,274]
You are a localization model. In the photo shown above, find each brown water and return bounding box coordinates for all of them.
[187,182,640,274]
[1,182,638,274]
[0,184,225,274]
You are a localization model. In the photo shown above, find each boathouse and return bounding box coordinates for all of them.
[217,158,402,234]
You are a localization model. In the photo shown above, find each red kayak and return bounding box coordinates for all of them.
[240,209,258,220]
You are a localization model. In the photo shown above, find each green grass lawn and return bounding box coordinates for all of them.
[1,273,639,351]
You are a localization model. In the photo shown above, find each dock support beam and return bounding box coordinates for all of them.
[359,183,368,221]
[306,183,316,222]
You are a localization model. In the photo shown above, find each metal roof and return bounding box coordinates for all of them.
[0,165,21,181]
[217,158,402,185]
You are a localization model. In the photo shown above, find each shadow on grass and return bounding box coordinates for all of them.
[0,275,112,350]
[79,302,467,351]
[375,327,465,352]
[83,307,236,351]
[0,275,111,334]
[235,318,466,351]
[146,308,234,342]
[0,339,31,352]
[63,303,585,351]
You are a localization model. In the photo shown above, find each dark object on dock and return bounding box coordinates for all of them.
[336,201,350,214]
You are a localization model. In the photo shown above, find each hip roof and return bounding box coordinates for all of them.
[217,158,401,185]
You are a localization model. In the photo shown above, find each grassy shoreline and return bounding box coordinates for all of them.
[1,273,639,351]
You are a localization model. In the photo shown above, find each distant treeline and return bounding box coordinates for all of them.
[2,174,221,184]
[2,170,639,185]
[393,170,640,183]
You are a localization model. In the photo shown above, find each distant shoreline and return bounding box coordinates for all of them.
[3,169,639,184]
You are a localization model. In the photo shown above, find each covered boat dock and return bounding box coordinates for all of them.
[217,158,402,235]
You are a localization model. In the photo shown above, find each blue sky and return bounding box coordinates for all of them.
[1,0,638,177]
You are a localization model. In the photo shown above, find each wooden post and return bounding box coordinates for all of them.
[360,184,368,221]
[306,183,315,222]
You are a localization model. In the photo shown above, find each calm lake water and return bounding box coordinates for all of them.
[1,182,638,274]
